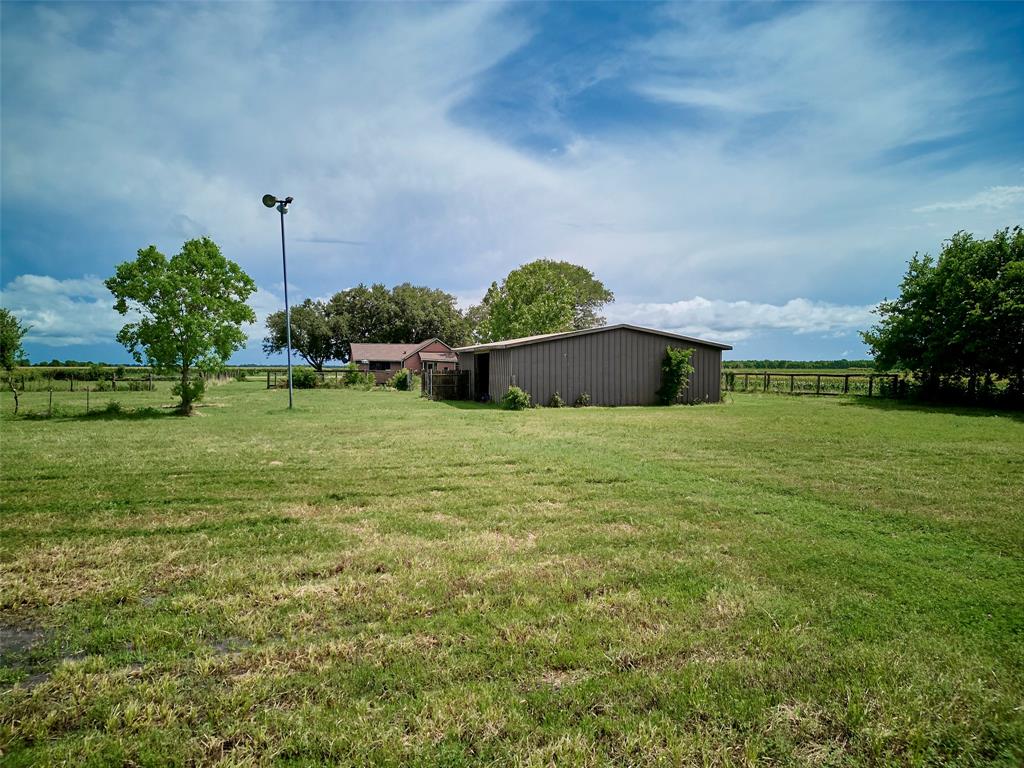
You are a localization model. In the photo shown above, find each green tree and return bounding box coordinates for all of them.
[327,283,398,350]
[0,308,29,413]
[862,227,1024,400]
[326,283,469,354]
[470,260,613,343]
[106,237,256,414]
[264,299,348,372]
[389,283,470,347]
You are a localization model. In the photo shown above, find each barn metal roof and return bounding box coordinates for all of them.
[454,324,733,352]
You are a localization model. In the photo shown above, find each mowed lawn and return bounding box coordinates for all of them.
[1,383,1022,766]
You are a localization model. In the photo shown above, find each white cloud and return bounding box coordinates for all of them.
[607,296,877,343]
[1,1,1020,359]
[1,273,281,350]
[0,275,125,346]
[913,185,1024,214]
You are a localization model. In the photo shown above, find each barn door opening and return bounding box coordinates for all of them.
[474,353,490,401]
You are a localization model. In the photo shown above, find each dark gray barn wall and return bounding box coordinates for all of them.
[457,351,476,395]
[484,328,723,405]
[489,349,512,401]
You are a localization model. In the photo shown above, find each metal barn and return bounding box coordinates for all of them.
[454,324,731,406]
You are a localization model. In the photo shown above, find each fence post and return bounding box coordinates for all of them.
[86,388,90,413]
[816,375,821,395]
[112,374,116,392]
[149,373,154,391]
[48,388,53,417]
[765,373,770,392]
[790,374,794,393]
[843,375,850,394]
[71,376,75,392]
[868,375,874,397]
[267,370,271,389]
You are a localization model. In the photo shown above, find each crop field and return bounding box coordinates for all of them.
[1,384,1022,766]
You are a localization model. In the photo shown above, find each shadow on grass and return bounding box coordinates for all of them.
[840,396,1024,422]
[15,405,182,422]
[427,399,500,410]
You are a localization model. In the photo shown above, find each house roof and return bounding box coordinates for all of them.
[454,324,733,352]
[419,351,458,363]
[351,339,433,362]
[350,338,453,362]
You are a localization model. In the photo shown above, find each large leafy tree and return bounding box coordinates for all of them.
[106,237,256,413]
[1,308,29,413]
[327,283,398,347]
[862,226,1024,399]
[325,283,469,354]
[389,283,470,347]
[471,260,613,343]
[264,299,348,372]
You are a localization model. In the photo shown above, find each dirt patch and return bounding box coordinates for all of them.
[0,624,44,656]
[211,636,252,655]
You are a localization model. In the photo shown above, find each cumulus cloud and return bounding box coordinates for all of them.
[1,2,1020,359]
[1,273,281,350]
[607,297,877,343]
[0,275,125,346]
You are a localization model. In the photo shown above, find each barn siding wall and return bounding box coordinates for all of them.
[481,328,723,405]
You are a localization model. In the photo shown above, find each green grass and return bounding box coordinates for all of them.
[1,384,1022,766]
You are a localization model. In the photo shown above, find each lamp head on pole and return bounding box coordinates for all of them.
[262,194,294,213]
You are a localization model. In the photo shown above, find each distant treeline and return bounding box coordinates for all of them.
[723,359,875,370]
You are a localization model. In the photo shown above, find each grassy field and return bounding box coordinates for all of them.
[1,384,1022,766]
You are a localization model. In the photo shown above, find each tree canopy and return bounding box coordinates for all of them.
[0,308,28,372]
[106,237,256,413]
[1,308,29,414]
[862,226,1023,403]
[471,260,613,343]
[264,299,348,372]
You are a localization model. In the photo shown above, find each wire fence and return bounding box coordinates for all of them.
[722,371,903,398]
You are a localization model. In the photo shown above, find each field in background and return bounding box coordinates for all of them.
[1,385,1022,765]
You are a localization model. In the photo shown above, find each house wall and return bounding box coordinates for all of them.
[486,327,723,406]
[403,340,456,373]
[357,361,402,385]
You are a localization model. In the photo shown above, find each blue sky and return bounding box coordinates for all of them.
[2,1,1023,363]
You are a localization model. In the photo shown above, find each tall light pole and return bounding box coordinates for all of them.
[263,194,295,408]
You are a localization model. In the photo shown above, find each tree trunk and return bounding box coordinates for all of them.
[179,366,192,414]
[8,375,19,415]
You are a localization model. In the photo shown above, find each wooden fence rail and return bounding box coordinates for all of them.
[722,371,901,398]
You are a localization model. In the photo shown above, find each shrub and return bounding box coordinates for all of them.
[388,368,412,391]
[343,362,364,387]
[233,369,247,382]
[656,347,695,405]
[723,370,736,391]
[501,386,531,410]
[574,392,591,407]
[548,391,565,408]
[171,376,205,404]
[291,368,319,389]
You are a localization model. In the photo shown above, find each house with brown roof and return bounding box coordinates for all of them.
[349,339,458,384]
